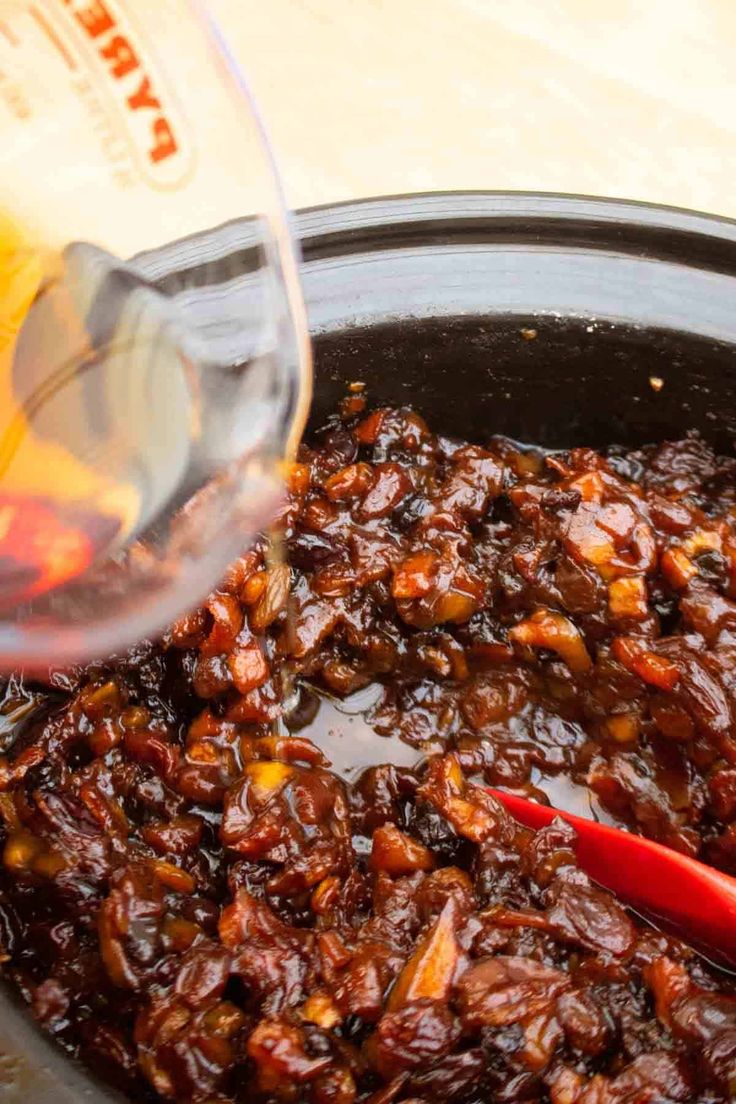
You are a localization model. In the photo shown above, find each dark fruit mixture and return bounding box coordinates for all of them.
[1,395,736,1102]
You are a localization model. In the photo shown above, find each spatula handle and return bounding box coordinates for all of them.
[489,788,736,970]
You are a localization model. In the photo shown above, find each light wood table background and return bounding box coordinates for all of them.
[212,0,736,220]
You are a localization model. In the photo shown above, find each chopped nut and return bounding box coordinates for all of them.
[301,991,342,1029]
[608,576,648,620]
[151,860,196,894]
[388,899,460,1010]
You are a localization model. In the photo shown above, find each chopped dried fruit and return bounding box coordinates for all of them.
[1,403,736,1104]
[612,635,680,690]
[370,824,435,876]
[391,550,439,599]
[456,955,570,1027]
[227,638,270,694]
[324,462,376,501]
[510,608,592,672]
[250,563,291,632]
[662,546,698,589]
[287,462,311,496]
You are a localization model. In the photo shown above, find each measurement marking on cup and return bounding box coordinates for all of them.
[0,21,19,47]
[29,6,77,70]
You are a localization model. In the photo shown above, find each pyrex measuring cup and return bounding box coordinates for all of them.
[0,0,311,669]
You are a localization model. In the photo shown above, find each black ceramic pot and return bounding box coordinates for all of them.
[3,191,736,1102]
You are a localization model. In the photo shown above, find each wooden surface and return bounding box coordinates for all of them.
[212,0,736,219]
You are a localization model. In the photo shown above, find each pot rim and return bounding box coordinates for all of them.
[295,189,736,245]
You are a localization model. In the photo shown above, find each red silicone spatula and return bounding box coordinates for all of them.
[488,788,736,971]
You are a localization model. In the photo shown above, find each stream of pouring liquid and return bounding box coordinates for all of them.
[0,213,192,606]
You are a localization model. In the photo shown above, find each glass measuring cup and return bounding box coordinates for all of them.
[0,0,311,670]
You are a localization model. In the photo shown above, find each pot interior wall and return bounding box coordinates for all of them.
[310,315,736,452]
